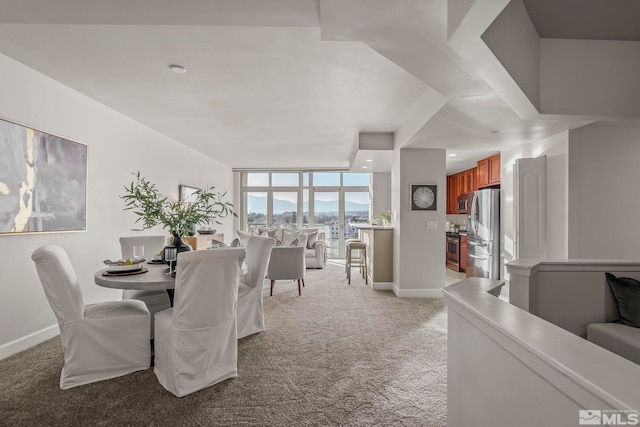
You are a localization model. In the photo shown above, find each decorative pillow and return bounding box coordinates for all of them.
[265,229,277,238]
[282,230,301,246]
[236,230,252,247]
[605,272,640,328]
[296,234,308,249]
[303,230,318,249]
[208,239,227,248]
[275,239,284,246]
[289,238,299,247]
[230,238,241,247]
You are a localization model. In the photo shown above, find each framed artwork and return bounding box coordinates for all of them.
[179,185,201,203]
[410,184,437,211]
[0,117,87,235]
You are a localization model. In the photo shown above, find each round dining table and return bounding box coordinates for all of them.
[95,262,176,305]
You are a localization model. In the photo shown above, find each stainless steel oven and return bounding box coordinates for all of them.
[446,233,460,271]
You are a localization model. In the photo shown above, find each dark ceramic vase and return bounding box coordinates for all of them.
[162,233,193,272]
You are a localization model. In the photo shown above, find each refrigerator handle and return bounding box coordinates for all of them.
[473,194,480,234]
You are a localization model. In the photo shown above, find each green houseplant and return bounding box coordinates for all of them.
[373,210,392,227]
[121,172,235,251]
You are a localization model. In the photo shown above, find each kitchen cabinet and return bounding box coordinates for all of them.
[447,167,478,213]
[460,234,467,271]
[462,168,476,194]
[447,173,460,214]
[476,154,501,188]
[489,154,501,185]
[471,167,478,191]
[477,158,489,188]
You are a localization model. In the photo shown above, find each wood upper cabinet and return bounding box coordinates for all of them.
[462,168,475,194]
[448,156,499,213]
[489,154,501,185]
[447,167,479,213]
[447,174,460,213]
[477,154,500,188]
[471,167,478,191]
[477,158,489,188]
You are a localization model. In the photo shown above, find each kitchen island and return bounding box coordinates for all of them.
[356,226,393,290]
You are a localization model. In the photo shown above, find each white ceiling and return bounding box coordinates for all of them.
[0,0,638,173]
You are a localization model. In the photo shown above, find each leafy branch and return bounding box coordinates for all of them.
[121,172,236,237]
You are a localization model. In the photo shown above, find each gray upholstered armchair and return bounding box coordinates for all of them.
[266,246,306,296]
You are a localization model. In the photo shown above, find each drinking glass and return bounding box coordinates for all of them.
[133,245,144,261]
[164,247,178,276]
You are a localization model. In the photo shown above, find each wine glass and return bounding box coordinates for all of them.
[164,247,178,276]
[133,245,144,261]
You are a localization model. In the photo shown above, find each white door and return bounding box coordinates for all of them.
[515,156,547,259]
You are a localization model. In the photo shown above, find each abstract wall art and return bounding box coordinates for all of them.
[0,118,87,234]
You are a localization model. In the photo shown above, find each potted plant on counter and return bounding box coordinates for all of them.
[373,210,392,227]
[120,172,235,264]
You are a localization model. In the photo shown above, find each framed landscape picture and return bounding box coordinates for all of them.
[0,118,87,235]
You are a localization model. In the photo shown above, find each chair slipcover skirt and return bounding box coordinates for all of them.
[237,236,276,339]
[154,248,246,397]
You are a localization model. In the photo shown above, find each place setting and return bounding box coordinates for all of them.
[102,245,149,276]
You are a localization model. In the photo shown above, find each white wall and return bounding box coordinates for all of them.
[0,53,234,359]
[445,277,640,427]
[502,131,568,278]
[371,172,391,219]
[392,147,446,297]
[568,125,640,259]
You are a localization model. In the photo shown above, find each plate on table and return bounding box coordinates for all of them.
[108,263,143,273]
[198,229,217,235]
[148,259,166,265]
[103,267,148,276]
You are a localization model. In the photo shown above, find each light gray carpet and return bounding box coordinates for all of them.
[1,261,447,426]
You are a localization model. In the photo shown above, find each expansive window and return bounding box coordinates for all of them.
[240,172,370,257]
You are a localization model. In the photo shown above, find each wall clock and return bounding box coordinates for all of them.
[410,184,437,211]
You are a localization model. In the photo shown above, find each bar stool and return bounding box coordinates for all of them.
[345,238,361,274]
[346,240,368,285]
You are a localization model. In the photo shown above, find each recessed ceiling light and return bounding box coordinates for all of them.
[169,64,187,74]
[366,159,373,162]
[491,130,500,134]
[449,154,457,157]
[361,166,368,169]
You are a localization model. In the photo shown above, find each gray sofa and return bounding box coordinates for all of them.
[238,228,326,269]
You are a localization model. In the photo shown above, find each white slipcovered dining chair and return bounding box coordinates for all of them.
[31,244,151,390]
[237,236,276,339]
[266,246,306,296]
[119,235,170,337]
[153,248,246,397]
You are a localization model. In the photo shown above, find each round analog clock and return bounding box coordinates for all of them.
[411,185,436,210]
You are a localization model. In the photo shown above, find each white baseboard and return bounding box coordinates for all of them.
[370,282,394,291]
[394,288,444,298]
[0,324,59,361]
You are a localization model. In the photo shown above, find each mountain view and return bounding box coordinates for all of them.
[246,194,368,214]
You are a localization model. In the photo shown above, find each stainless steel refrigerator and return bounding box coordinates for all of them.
[466,189,500,279]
